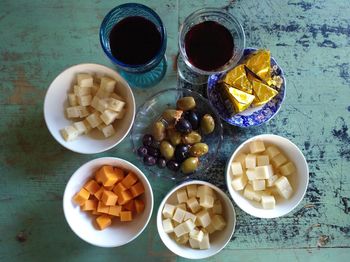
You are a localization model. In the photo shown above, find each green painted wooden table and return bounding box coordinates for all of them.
[1,0,349,261]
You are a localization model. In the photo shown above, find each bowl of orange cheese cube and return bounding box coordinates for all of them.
[63,157,153,247]
[226,134,309,218]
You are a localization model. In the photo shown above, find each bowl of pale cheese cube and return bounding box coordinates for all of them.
[44,63,135,154]
[226,134,309,218]
[157,181,236,259]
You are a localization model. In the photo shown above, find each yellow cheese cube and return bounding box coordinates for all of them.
[101,190,118,206]
[249,140,265,154]
[95,215,112,230]
[279,162,296,176]
[82,200,98,211]
[271,153,288,168]
[84,180,100,194]
[73,188,90,206]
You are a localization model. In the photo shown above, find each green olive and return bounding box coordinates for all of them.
[160,141,175,160]
[200,114,215,135]
[176,96,196,111]
[162,109,183,123]
[181,157,199,174]
[152,121,166,141]
[182,131,202,144]
[190,143,209,157]
[167,128,182,146]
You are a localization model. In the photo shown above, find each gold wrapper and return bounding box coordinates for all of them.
[219,83,255,113]
[245,50,271,83]
[251,80,278,107]
[222,64,253,94]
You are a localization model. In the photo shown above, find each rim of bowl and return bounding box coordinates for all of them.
[63,157,154,247]
[156,180,236,259]
[178,7,245,75]
[129,88,224,181]
[225,134,309,218]
[43,63,136,154]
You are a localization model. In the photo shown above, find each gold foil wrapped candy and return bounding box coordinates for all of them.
[219,82,255,113]
[251,80,279,107]
[223,65,253,94]
[245,50,271,83]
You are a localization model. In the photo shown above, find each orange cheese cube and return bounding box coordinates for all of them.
[113,167,125,183]
[97,201,110,214]
[117,190,133,205]
[121,172,138,189]
[94,187,105,200]
[120,211,133,222]
[113,182,127,195]
[83,180,100,194]
[108,205,122,217]
[134,199,145,213]
[96,215,112,230]
[104,185,114,190]
[130,181,145,198]
[92,210,102,215]
[101,190,118,206]
[82,199,98,211]
[73,188,90,206]
[95,165,119,187]
[123,200,135,212]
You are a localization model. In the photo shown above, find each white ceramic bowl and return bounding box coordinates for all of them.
[226,134,309,218]
[44,63,135,154]
[63,157,153,247]
[157,180,236,259]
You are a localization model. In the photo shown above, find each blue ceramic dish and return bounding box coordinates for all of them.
[207,48,286,128]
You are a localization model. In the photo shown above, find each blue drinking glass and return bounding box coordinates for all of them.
[100,3,167,88]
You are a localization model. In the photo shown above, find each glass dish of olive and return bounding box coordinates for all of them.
[130,88,223,181]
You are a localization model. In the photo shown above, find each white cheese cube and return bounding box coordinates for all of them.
[96,123,107,131]
[86,112,102,128]
[101,124,115,138]
[246,169,257,180]
[245,154,256,169]
[182,219,195,233]
[279,162,296,176]
[186,184,197,198]
[83,120,92,134]
[212,199,222,214]
[199,194,214,209]
[173,223,186,237]
[243,184,259,201]
[91,83,99,96]
[196,185,214,198]
[189,238,200,249]
[110,92,124,101]
[73,121,87,135]
[257,155,270,166]
[162,218,174,233]
[196,210,211,228]
[77,73,93,87]
[95,88,110,99]
[90,96,100,110]
[175,233,189,244]
[266,174,279,187]
[172,207,186,223]
[254,190,271,202]
[74,85,91,96]
[162,203,176,219]
[66,106,80,118]
[176,203,187,211]
[189,229,204,242]
[275,176,293,199]
[231,175,247,191]
[183,211,197,223]
[97,99,109,113]
[255,165,273,179]
[211,215,226,231]
[115,108,126,119]
[230,162,243,176]
[252,179,266,191]
[205,223,216,234]
[249,140,265,154]
[77,94,92,106]
[60,126,79,141]
[186,197,201,213]
[235,153,247,169]
[100,76,116,92]
[107,98,125,112]
[261,195,276,209]
[199,233,210,250]
[176,188,188,203]
[271,153,288,168]
[266,146,280,159]
[68,93,77,106]
[77,106,89,118]
[100,109,118,125]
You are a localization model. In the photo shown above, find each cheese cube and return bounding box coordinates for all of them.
[231,175,247,191]
[162,203,176,219]
[235,153,247,169]
[212,199,223,214]
[176,203,186,210]
[196,185,214,198]
[91,83,99,96]
[134,199,145,213]
[177,188,188,203]
[113,168,125,182]
[115,108,126,119]
[257,155,270,166]
[261,195,276,209]
[189,238,200,249]
[245,154,256,169]
[77,73,93,88]
[196,210,211,227]
[111,92,124,101]
[255,165,273,179]
[107,98,125,112]
[279,162,296,176]
[199,194,214,209]
[175,234,189,244]
[186,197,201,213]
[74,85,91,96]
[95,215,111,230]
[101,124,115,138]
[100,109,118,125]
[120,211,132,221]
[73,188,90,205]
[230,162,243,176]
[97,201,109,214]
[101,190,118,206]
[252,179,266,191]
[84,179,100,194]
[77,94,92,106]
[186,184,197,198]
[96,165,119,186]
[205,224,216,234]
[189,229,204,242]
[123,199,135,212]
[73,121,87,135]
[246,169,257,180]
[212,215,226,231]
[249,140,265,154]
[95,88,110,99]
[60,126,79,141]
[243,184,260,201]
[100,76,116,92]
[183,211,197,223]
[82,200,98,211]
[121,172,138,189]
[108,205,121,216]
[77,106,89,118]
[172,207,186,223]
[113,182,127,195]
[275,176,293,199]
[68,93,77,106]
[83,120,92,134]
[162,218,174,233]
[86,112,102,128]
[199,233,210,250]
[117,190,133,205]
[174,223,187,237]
[66,106,80,118]
[271,154,288,168]
[182,219,195,233]
[266,174,279,187]
[94,187,105,200]
[266,146,280,159]
[130,181,145,198]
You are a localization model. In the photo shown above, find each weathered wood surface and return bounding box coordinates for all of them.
[0,0,349,261]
